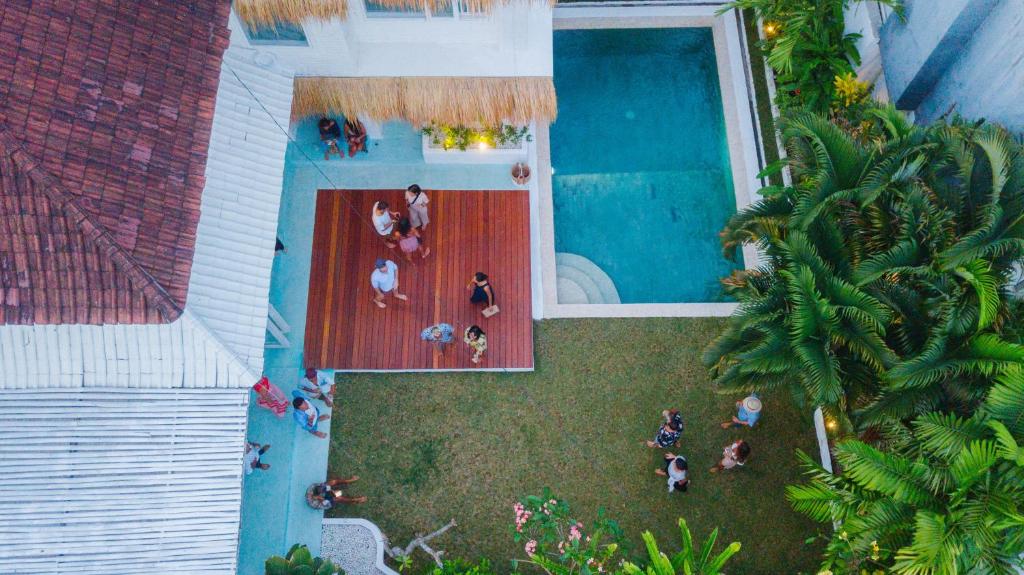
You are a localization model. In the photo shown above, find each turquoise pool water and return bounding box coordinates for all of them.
[551,27,743,304]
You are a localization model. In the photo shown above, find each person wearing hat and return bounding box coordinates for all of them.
[721,394,762,429]
[298,368,335,408]
[370,258,407,308]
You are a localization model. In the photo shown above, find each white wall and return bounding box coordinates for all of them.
[228,2,553,78]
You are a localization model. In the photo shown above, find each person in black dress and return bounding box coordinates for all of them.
[467,272,495,308]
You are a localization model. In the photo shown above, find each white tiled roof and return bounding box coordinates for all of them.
[186,48,295,373]
[0,387,249,575]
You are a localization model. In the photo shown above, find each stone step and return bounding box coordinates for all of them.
[556,263,605,304]
[556,252,621,304]
[556,275,592,304]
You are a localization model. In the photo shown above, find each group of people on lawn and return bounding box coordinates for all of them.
[647,394,760,493]
[371,185,497,365]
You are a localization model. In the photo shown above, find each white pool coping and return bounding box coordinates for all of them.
[537,4,764,318]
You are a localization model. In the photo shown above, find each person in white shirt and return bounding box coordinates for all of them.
[370,258,407,309]
[655,453,689,493]
[298,368,335,407]
[372,200,399,248]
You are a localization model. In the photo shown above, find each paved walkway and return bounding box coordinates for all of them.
[321,519,398,575]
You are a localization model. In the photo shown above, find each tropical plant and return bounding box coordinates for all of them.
[512,489,626,575]
[265,543,343,575]
[421,122,531,151]
[719,0,902,112]
[427,559,497,575]
[622,518,741,575]
[786,369,1024,574]
[704,104,1024,428]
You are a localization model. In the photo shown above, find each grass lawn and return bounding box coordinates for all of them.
[328,318,821,574]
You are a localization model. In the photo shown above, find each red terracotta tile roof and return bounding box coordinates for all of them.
[0,0,232,325]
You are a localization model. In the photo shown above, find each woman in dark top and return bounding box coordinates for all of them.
[467,272,495,308]
[318,118,342,160]
[646,408,684,448]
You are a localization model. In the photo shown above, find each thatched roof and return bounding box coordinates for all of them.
[292,76,557,125]
[234,0,543,28]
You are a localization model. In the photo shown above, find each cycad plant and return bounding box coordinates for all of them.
[622,518,741,575]
[786,368,1024,574]
[704,105,1024,428]
[265,543,343,575]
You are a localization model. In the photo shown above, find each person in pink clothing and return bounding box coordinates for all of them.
[252,376,288,417]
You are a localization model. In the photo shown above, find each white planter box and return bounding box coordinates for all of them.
[422,134,529,165]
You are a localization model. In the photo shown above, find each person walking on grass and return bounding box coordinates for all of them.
[243,441,271,474]
[646,408,684,448]
[306,477,367,509]
[372,200,399,248]
[464,325,487,364]
[655,452,689,493]
[292,393,330,439]
[421,322,454,356]
[720,394,762,429]
[406,184,430,231]
[371,258,408,309]
[710,440,751,473]
[394,217,430,262]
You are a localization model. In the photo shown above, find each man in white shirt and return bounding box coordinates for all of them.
[371,258,408,308]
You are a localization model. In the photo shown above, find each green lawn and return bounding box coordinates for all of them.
[328,319,821,574]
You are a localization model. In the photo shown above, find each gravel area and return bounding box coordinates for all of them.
[321,521,393,575]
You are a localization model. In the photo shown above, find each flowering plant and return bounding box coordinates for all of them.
[511,489,626,575]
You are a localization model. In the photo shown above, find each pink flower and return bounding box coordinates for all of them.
[524,540,537,555]
[569,525,582,542]
[558,541,565,554]
[549,499,557,505]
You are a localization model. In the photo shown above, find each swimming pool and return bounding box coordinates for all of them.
[549,26,746,306]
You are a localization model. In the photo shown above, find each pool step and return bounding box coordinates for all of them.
[555,253,621,304]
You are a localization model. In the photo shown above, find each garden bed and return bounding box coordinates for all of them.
[327,318,820,574]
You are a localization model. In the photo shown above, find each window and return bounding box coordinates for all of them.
[363,0,482,19]
[243,21,308,45]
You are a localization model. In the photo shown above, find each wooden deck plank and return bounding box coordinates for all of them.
[303,189,533,371]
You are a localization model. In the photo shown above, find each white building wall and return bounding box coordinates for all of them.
[227,2,553,78]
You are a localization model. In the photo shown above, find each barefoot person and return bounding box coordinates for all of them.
[646,409,684,448]
[421,322,455,356]
[405,184,430,230]
[318,118,342,160]
[298,368,335,408]
[710,440,751,473]
[252,375,288,417]
[394,217,430,262]
[464,325,487,364]
[291,394,330,439]
[467,272,495,309]
[654,453,689,493]
[720,394,762,429]
[243,441,271,474]
[344,117,368,157]
[371,258,408,309]
[306,477,367,509]
[372,200,399,248]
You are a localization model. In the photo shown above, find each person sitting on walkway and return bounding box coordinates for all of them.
[720,394,762,429]
[646,408,684,448]
[467,272,496,311]
[421,322,455,356]
[292,393,330,439]
[655,453,689,493]
[464,325,487,364]
[306,477,367,509]
[299,368,335,408]
[371,258,408,309]
[710,440,751,473]
[344,117,368,157]
[372,200,399,248]
[253,375,288,417]
[394,217,430,262]
[243,441,271,474]
[318,118,342,160]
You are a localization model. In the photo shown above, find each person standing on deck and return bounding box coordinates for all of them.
[372,200,399,248]
[464,325,487,364]
[467,272,496,309]
[405,184,430,231]
[371,258,408,309]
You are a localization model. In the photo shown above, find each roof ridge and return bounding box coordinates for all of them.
[0,127,183,322]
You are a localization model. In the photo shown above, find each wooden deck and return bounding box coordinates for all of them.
[304,189,534,370]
